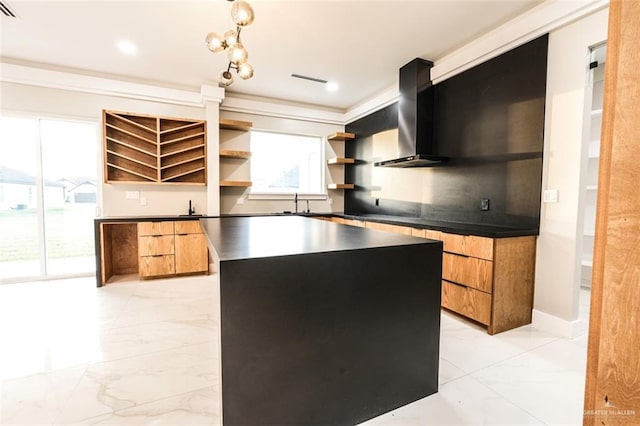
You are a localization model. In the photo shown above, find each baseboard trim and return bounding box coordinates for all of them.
[532,309,584,339]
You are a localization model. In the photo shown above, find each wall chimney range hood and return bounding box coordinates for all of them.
[374,58,448,168]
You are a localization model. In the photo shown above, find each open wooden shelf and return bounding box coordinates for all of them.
[327,183,355,190]
[220,149,251,159]
[327,132,355,141]
[219,119,253,132]
[327,157,355,165]
[220,180,252,187]
[104,110,207,185]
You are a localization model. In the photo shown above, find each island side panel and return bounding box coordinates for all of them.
[219,243,442,426]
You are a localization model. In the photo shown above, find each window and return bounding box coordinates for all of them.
[250,130,324,195]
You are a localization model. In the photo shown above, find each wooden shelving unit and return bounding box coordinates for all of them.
[219,118,252,132]
[220,149,251,159]
[326,131,356,190]
[327,132,355,141]
[327,157,355,165]
[220,180,252,187]
[103,111,207,185]
[219,119,253,189]
[327,183,354,190]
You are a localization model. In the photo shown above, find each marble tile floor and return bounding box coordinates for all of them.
[0,276,591,425]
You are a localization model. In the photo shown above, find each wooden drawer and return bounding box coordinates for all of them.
[175,220,203,235]
[442,252,493,293]
[138,235,174,256]
[365,221,412,235]
[441,280,492,325]
[139,255,175,278]
[411,228,443,241]
[441,233,494,260]
[138,221,175,236]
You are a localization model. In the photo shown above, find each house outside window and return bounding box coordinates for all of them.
[250,130,324,195]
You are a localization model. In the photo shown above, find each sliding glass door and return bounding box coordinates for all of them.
[0,117,42,280]
[0,115,99,282]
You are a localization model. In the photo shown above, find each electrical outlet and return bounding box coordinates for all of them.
[543,189,559,203]
[140,197,147,206]
[480,198,490,211]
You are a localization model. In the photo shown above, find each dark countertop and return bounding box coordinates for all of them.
[94,212,538,238]
[200,216,438,261]
[94,215,206,223]
[328,213,539,238]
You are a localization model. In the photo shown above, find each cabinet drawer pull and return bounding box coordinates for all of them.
[445,251,469,258]
[151,254,164,257]
[177,233,188,236]
[445,280,468,289]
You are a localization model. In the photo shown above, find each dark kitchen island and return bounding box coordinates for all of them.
[200,215,442,426]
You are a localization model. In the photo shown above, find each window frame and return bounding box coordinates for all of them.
[247,129,327,200]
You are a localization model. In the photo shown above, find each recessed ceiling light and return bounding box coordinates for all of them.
[116,39,137,56]
[326,82,339,92]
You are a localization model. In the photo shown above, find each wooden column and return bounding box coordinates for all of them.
[584,1,640,424]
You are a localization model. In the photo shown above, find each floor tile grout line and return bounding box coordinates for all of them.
[0,337,218,385]
[435,373,551,425]
[440,335,563,377]
[67,383,220,425]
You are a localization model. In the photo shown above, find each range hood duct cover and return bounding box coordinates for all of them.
[375,58,448,167]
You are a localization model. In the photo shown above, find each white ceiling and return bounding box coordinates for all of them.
[1,0,544,111]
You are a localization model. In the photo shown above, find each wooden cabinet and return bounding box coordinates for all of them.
[174,221,209,274]
[137,220,208,279]
[436,233,536,334]
[365,221,413,235]
[103,110,207,185]
[325,217,537,334]
[138,221,175,278]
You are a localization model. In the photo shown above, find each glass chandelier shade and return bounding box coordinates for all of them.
[228,43,248,64]
[238,62,254,80]
[205,32,225,53]
[205,0,255,87]
[224,29,238,47]
[231,1,255,27]
[219,70,234,87]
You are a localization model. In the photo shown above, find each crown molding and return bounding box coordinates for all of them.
[431,0,609,84]
[220,94,345,125]
[1,0,608,125]
[346,0,609,123]
[0,62,219,107]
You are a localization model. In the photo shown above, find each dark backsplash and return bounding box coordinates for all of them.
[345,35,548,230]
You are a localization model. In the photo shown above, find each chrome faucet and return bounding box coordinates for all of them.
[188,200,195,216]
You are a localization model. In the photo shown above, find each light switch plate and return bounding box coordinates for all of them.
[543,189,559,203]
[140,197,147,206]
[126,191,140,199]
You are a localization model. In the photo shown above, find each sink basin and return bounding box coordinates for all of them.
[178,214,203,217]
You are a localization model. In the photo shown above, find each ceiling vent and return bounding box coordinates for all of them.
[0,1,16,17]
[291,73,327,84]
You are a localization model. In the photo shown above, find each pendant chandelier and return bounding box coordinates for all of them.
[205,0,255,87]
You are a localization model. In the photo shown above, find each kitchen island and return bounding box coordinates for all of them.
[201,215,442,426]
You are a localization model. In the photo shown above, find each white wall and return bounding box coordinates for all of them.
[218,110,345,215]
[0,81,346,217]
[0,82,208,217]
[533,9,608,337]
